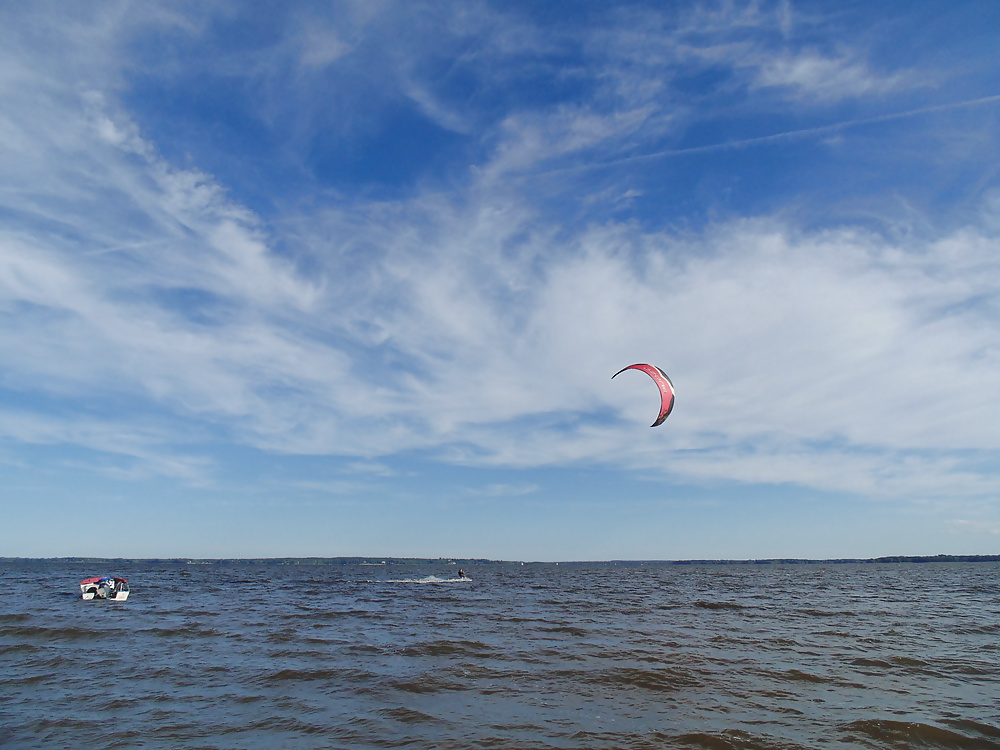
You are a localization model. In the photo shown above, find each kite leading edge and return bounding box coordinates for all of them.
[612,363,675,427]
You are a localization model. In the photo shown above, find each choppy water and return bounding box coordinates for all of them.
[1,561,998,749]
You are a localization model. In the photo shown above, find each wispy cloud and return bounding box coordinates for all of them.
[464,483,539,498]
[751,50,910,101]
[1,0,999,514]
[949,519,1000,535]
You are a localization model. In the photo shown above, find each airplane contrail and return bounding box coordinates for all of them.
[549,93,1000,173]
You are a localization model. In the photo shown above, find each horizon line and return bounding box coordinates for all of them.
[5,553,998,565]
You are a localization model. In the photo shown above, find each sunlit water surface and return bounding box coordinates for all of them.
[1,561,998,749]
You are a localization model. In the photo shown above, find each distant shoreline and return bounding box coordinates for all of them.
[2,554,998,566]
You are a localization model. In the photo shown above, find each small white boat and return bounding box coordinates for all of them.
[80,577,129,601]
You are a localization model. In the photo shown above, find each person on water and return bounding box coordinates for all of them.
[458,569,466,579]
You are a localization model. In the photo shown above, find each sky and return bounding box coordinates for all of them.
[2,0,999,561]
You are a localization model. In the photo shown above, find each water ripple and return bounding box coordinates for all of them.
[1,560,998,749]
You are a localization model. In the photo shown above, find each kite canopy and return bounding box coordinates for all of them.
[612,363,675,427]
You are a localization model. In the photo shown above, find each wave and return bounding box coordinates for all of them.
[396,639,495,658]
[0,643,39,655]
[543,666,701,692]
[383,674,468,694]
[0,625,122,641]
[2,559,997,749]
[257,667,374,685]
[843,719,1000,748]
[377,707,442,725]
[672,729,809,749]
[694,601,745,610]
[139,626,224,638]
[538,624,589,637]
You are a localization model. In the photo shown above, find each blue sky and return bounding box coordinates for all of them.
[2,0,999,560]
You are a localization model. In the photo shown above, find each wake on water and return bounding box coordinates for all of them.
[381,575,472,584]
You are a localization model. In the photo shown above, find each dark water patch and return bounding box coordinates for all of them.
[710,633,751,645]
[892,656,929,667]
[440,662,537,691]
[259,667,373,685]
[7,673,58,686]
[755,668,866,690]
[441,734,559,750]
[694,601,745,611]
[568,729,661,748]
[103,731,147,750]
[941,662,995,677]
[843,719,1000,749]
[140,626,223,638]
[796,608,856,617]
[302,635,346,645]
[553,666,701,693]
[673,729,809,749]
[942,720,1000,741]
[1,625,123,640]
[26,716,96,732]
[265,629,298,643]
[385,674,468,694]
[817,629,875,640]
[146,720,203,741]
[852,657,894,669]
[3,560,998,748]
[269,648,327,659]
[247,715,330,734]
[282,608,387,621]
[538,647,586,661]
[346,643,384,655]
[780,669,831,684]
[140,668,176,682]
[0,643,39,655]
[378,706,444,724]
[537,624,589,637]
[22,654,69,669]
[231,694,265,703]
[102,698,138,710]
[397,639,495,657]
[767,638,800,647]
[497,615,546,623]
[953,623,1000,635]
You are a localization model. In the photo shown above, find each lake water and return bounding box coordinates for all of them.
[1,560,998,749]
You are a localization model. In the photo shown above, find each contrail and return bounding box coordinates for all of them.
[84,239,168,257]
[549,93,1000,173]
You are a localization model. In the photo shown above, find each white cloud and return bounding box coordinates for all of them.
[0,0,997,510]
[0,408,213,482]
[487,105,660,177]
[464,483,539,498]
[752,50,909,101]
[314,205,1000,503]
[949,519,1000,535]
[6,81,1000,496]
[297,27,353,69]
